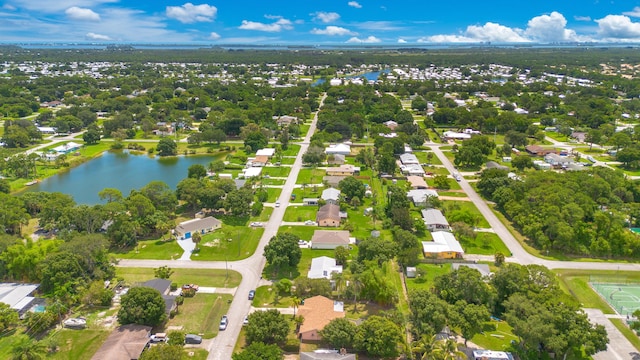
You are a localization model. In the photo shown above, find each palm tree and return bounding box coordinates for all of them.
[291,296,301,318]
[191,232,202,250]
[11,335,47,360]
[437,338,466,360]
[332,272,346,299]
[411,334,439,360]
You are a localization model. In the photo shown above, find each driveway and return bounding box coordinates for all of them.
[584,309,640,360]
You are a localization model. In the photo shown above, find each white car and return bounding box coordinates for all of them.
[219,315,228,331]
[298,240,308,246]
[250,222,264,227]
[275,201,280,207]
[304,220,316,226]
[243,316,249,326]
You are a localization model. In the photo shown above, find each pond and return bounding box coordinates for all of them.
[27,151,223,204]
[312,69,390,86]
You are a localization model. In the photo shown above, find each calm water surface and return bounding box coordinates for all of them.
[27,151,222,204]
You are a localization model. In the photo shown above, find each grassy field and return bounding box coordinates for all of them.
[251,285,293,308]
[115,267,242,288]
[290,187,324,202]
[441,200,491,228]
[283,206,318,222]
[280,144,301,157]
[265,187,282,202]
[278,225,317,241]
[414,151,442,165]
[460,232,511,256]
[611,319,640,352]
[296,168,326,184]
[405,263,452,292]
[262,166,291,178]
[195,226,263,261]
[112,238,183,260]
[167,294,233,339]
[49,329,110,360]
[252,206,273,222]
[471,320,518,351]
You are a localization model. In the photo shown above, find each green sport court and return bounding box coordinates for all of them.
[591,282,640,316]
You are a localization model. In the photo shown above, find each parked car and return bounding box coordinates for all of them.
[275,201,280,207]
[182,284,199,291]
[248,290,256,300]
[250,222,264,227]
[184,334,202,344]
[243,316,249,326]
[304,220,316,226]
[298,240,308,246]
[219,315,228,330]
[149,333,168,343]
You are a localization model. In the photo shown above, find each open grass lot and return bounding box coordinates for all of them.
[251,285,293,308]
[427,177,462,190]
[168,294,232,339]
[112,238,183,260]
[290,186,323,202]
[405,263,452,292]
[414,150,442,165]
[195,226,263,261]
[437,191,468,197]
[278,225,316,241]
[460,232,511,256]
[49,329,110,360]
[471,320,518,352]
[279,144,301,157]
[283,206,318,222]
[260,178,286,186]
[441,200,490,228]
[252,206,273,222]
[296,168,326,184]
[265,187,282,202]
[278,157,296,165]
[116,267,242,288]
[545,132,570,142]
[262,166,291,178]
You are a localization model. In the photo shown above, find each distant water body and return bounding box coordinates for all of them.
[26,151,222,205]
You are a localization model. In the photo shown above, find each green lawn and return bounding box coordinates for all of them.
[278,225,316,241]
[167,294,233,338]
[265,187,282,202]
[262,166,291,178]
[405,263,452,292]
[427,178,462,190]
[471,320,518,351]
[296,168,326,184]
[115,267,242,288]
[414,151,442,165]
[259,178,286,186]
[195,226,263,261]
[555,269,619,314]
[252,206,273,222]
[283,206,318,222]
[112,238,183,260]
[611,319,640,352]
[280,144,301,157]
[251,285,292,308]
[437,191,468,197]
[441,201,490,228]
[290,186,324,202]
[278,157,296,165]
[49,329,110,360]
[460,232,511,256]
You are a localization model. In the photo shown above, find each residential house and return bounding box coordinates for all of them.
[421,209,451,232]
[401,164,425,176]
[404,145,413,153]
[91,324,152,360]
[422,231,464,259]
[485,161,509,171]
[37,126,56,135]
[383,120,398,130]
[323,176,347,188]
[175,216,221,240]
[311,230,351,249]
[325,143,351,156]
[442,131,471,140]
[472,350,514,360]
[327,154,345,165]
[566,163,586,171]
[321,188,341,205]
[242,167,263,179]
[233,179,247,190]
[399,153,420,165]
[525,145,557,156]
[256,148,276,158]
[570,131,587,143]
[297,296,345,342]
[316,204,341,227]
[303,198,319,206]
[326,164,358,176]
[274,115,299,127]
[301,351,356,360]
[0,283,40,317]
[407,189,438,206]
[544,153,574,168]
[407,176,428,189]
[452,263,491,277]
[251,155,269,167]
[308,256,343,280]
[142,279,176,316]
[52,141,82,154]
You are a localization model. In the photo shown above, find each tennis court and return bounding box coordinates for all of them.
[591,282,640,316]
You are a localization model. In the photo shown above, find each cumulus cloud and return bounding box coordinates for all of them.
[525,11,580,42]
[311,26,355,36]
[166,3,217,23]
[348,1,362,8]
[397,38,407,43]
[623,7,640,18]
[574,15,591,22]
[346,35,381,43]
[596,15,640,39]
[85,32,111,40]
[65,6,100,21]
[239,17,293,32]
[312,11,340,23]
[465,22,528,42]
[209,32,220,40]
[355,21,404,31]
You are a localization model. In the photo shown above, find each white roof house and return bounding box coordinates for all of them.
[399,153,420,165]
[421,209,450,231]
[242,167,263,178]
[442,131,471,140]
[256,148,276,157]
[52,141,82,154]
[0,283,39,313]
[401,164,425,176]
[325,143,351,156]
[321,188,341,203]
[308,256,343,280]
[407,189,438,206]
[422,231,464,256]
[472,350,514,360]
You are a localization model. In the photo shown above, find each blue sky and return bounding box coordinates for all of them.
[2,1,640,44]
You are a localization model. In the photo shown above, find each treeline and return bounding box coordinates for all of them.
[478,167,640,257]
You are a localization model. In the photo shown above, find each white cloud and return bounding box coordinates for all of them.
[525,11,581,42]
[397,38,407,43]
[311,26,355,36]
[166,3,217,23]
[420,34,478,43]
[85,32,111,40]
[9,0,117,13]
[574,15,591,22]
[346,35,381,43]
[312,11,340,23]
[348,1,362,8]
[465,22,528,42]
[354,21,404,31]
[209,32,220,40]
[623,7,640,18]
[65,6,100,21]
[239,17,293,32]
[2,4,16,10]
[596,15,640,39]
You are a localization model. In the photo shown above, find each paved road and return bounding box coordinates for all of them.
[585,309,640,360]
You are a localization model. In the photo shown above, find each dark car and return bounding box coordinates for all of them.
[248,290,256,300]
[185,334,202,344]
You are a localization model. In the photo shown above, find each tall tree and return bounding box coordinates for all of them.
[245,309,290,345]
[118,287,167,326]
